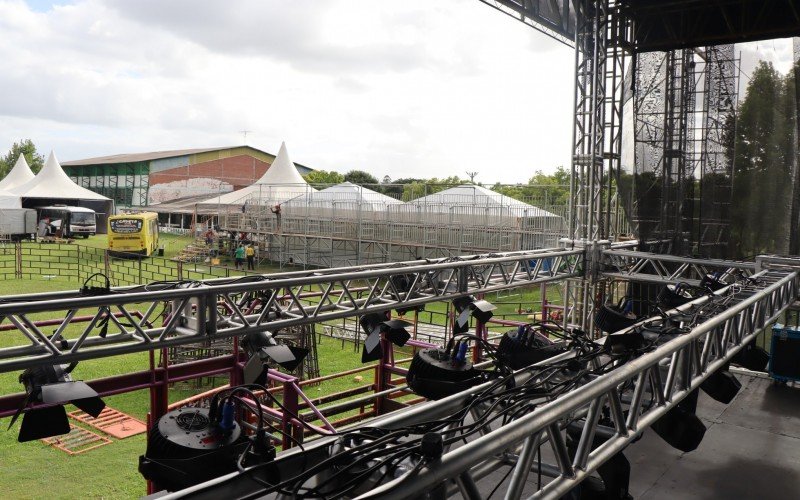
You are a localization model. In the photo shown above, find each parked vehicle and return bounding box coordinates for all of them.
[0,209,37,240]
[108,212,159,256]
[36,205,97,238]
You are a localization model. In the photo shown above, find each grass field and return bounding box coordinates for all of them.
[0,239,551,498]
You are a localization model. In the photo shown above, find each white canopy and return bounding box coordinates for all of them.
[12,151,110,201]
[284,182,401,211]
[0,188,21,208]
[0,154,35,191]
[204,142,315,206]
[401,184,559,218]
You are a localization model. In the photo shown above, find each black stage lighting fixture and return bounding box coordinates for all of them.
[406,348,482,400]
[657,283,704,310]
[139,397,279,492]
[700,273,727,292]
[452,296,496,334]
[359,314,413,363]
[566,425,632,500]
[651,390,706,452]
[496,325,568,369]
[731,341,770,372]
[595,298,638,333]
[8,362,106,442]
[390,274,425,315]
[700,368,741,404]
[241,331,309,384]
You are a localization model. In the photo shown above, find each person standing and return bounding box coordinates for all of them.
[37,218,49,240]
[234,243,246,270]
[245,243,255,270]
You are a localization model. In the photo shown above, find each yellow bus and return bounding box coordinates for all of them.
[108,212,160,257]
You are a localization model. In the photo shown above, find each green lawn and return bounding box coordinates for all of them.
[0,254,552,498]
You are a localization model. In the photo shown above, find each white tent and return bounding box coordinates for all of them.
[0,188,21,208]
[284,182,401,211]
[0,155,35,191]
[203,142,315,206]
[399,184,559,218]
[12,151,111,201]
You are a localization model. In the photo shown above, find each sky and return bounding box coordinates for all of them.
[0,1,795,185]
[0,0,575,184]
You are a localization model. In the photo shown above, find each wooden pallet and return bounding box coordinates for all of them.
[41,425,112,455]
[69,407,147,439]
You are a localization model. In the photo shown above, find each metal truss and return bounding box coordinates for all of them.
[601,248,756,285]
[0,247,582,373]
[163,269,798,500]
[478,0,576,48]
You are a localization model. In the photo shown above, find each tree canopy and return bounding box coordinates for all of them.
[727,61,799,257]
[0,139,44,179]
[304,169,344,185]
[343,170,379,186]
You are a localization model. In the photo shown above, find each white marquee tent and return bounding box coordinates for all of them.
[0,155,35,191]
[0,188,21,208]
[284,182,402,211]
[12,151,111,202]
[202,142,315,207]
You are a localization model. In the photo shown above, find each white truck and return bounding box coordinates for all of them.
[0,209,37,240]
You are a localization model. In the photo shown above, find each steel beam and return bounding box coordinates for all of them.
[0,247,582,372]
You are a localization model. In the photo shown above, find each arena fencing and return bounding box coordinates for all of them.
[0,241,258,286]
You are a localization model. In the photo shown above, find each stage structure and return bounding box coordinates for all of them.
[0,1,799,499]
[218,183,573,268]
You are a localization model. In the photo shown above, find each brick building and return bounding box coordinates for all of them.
[61,146,313,208]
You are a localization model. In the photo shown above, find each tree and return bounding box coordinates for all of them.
[303,169,344,186]
[491,166,570,207]
[0,139,44,179]
[343,170,379,187]
[727,61,796,257]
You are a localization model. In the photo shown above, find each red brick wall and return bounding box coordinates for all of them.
[149,155,271,190]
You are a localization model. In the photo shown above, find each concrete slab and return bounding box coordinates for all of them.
[465,373,800,499]
[629,374,800,500]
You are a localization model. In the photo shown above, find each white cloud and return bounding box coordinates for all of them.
[1,0,576,183]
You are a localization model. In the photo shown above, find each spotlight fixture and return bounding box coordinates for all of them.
[731,341,769,372]
[452,296,496,334]
[140,386,278,492]
[699,273,727,292]
[700,368,741,404]
[359,313,413,363]
[496,325,568,369]
[406,347,483,400]
[9,362,106,442]
[651,390,706,452]
[595,298,639,333]
[241,331,309,384]
[657,283,705,310]
[390,274,424,315]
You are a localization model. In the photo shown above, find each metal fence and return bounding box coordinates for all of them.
[0,242,259,286]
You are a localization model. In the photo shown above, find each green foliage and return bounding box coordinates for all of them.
[490,166,570,206]
[0,139,44,178]
[343,170,379,186]
[399,176,467,201]
[304,169,345,185]
[728,61,798,257]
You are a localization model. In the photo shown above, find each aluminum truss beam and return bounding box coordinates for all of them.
[0,247,582,373]
[478,0,576,48]
[601,248,756,285]
[161,269,798,500]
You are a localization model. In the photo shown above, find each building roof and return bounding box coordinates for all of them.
[12,151,111,201]
[0,155,35,191]
[61,145,313,172]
